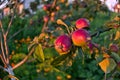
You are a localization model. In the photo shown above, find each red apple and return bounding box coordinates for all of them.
[43,5,48,11]
[109,44,119,53]
[56,6,60,11]
[76,18,89,29]
[72,29,91,47]
[54,35,72,55]
[43,4,51,11]
[43,16,49,22]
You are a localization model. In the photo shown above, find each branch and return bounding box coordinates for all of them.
[0,35,7,66]
[0,65,8,72]
[41,22,48,33]
[3,34,9,64]
[91,28,112,37]
[52,0,57,8]
[0,20,5,34]
[7,28,25,42]
[12,47,34,70]
[5,16,14,37]
[0,54,7,67]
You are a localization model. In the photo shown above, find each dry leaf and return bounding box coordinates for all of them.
[114,31,120,40]
[99,58,116,73]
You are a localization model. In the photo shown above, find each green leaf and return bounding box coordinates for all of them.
[51,54,69,66]
[34,44,45,62]
[111,52,120,63]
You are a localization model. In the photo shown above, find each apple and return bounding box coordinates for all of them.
[109,44,119,53]
[43,4,51,11]
[72,29,91,47]
[76,18,89,29]
[43,16,49,22]
[56,6,60,11]
[54,35,72,55]
[43,5,48,11]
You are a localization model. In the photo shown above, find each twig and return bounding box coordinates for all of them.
[0,54,7,67]
[3,34,9,64]
[5,16,14,36]
[0,20,5,34]
[7,28,25,41]
[41,22,48,32]
[52,0,57,8]
[0,35,7,66]
[12,47,35,70]
[91,28,112,37]
[0,65,8,72]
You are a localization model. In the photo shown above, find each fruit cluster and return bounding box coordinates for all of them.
[54,18,93,55]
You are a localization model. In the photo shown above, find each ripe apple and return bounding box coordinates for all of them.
[54,35,72,55]
[43,5,48,11]
[43,4,51,11]
[109,44,119,53]
[43,16,49,22]
[76,18,89,29]
[72,29,91,47]
[56,6,60,11]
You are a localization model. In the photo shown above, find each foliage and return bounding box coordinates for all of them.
[0,0,120,80]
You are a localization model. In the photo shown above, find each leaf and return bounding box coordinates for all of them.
[111,52,120,63]
[99,58,116,73]
[114,31,120,40]
[34,44,45,62]
[3,74,19,80]
[51,54,69,66]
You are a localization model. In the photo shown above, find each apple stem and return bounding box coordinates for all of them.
[57,19,71,35]
[78,47,85,64]
[104,72,107,80]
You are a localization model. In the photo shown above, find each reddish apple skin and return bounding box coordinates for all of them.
[54,35,72,55]
[76,18,89,29]
[43,16,49,22]
[43,4,51,11]
[43,5,48,11]
[109,44,119,53]
[72,29,91,47]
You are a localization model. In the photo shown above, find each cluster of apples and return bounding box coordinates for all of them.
[54,18,91,55]
[43,3,60,22]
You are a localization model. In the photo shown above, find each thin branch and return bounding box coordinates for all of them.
[12,47,35,70]
[91,28,112,37]
[5,16,14,37]
[7,28,25,41]
[0,36,7,66]
[0,65,8,72]
[3,35,9,64]
[52,0,57,8]
[0,20,5,34]
[0,54,7,67]
[41,22,48,32]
